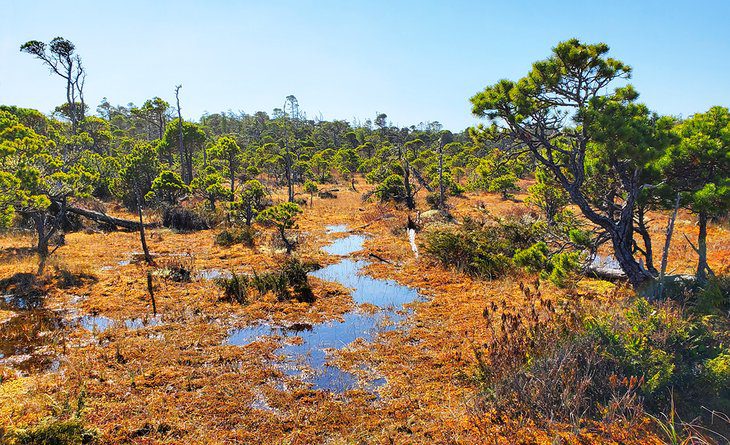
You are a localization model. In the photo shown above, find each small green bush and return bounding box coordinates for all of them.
[545,251,580,288]
[694,276,730,315]
[215,272,249,304]
[162,206,209,231]
[704,352,730,395]
[250,258,318,303]
[423,215,545,279]
[423,227,512,279]
[10,418,97,445]
[215,226,257,247]
[513,242,549,273]
[374,174,407,203]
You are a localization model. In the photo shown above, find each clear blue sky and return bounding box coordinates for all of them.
[2,0,729,131]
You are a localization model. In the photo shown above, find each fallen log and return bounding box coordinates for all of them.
[66,205,156,230]
[585,265,627,281]
[368,253,392,264]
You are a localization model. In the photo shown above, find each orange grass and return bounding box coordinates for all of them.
[0,177,726,443]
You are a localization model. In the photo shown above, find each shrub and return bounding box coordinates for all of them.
[423,216,544,279]
[374,174,407,203]
[513,242,549,273]
[423,227,512,279]
[215,272,249,304]
[214,226,257,247]
[583,299,722,407]
[8,418,97,445]
[545,251,581,288]
[693,276,730,315]
[425,192,441,209]
[250,258,317,303]
[704,353,730,395]
[474,293,728,429]
[488,172,519,199]
[162,206,209,231]
[256,202,302,254]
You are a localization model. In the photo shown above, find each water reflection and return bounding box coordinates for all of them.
[227,225,421,393]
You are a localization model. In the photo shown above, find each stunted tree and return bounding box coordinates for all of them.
[233,179,267,226]
[471,39,672,289]
[257,202,302,254]
[192,166,231,210]
[132,97,170,141]
[158,118,205,183]
[661,106,730,283]
[527,167,569,225]
[208,135,242,196]
[303,180,318,206]
[21,37,86,158]
[175,85,187,182]
[147,170,189,205]
[0,110,93,266]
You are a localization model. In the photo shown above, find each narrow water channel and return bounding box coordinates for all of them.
[227,225,422,392]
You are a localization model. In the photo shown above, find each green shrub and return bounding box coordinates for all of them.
[250,258,317,303]
[424,215,545,279]
[584,299,719,402]
[162,206,209,231]
[704,352,730,395]
[214,227,257,247]
[476,295,728,427]
[513,242,549,273]
[694,276,730,315]
[423,227,512,279]
[10,418,97,445]
[545,251,581,288]
[215,272,249,304]
[425,192,441,209]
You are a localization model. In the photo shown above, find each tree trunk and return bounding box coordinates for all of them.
[403,160,415,210]
[612,232,651,289]
[438,144,445,209]
[657,194,681,298]
[136,191,153,265]
[280,227,292,254]
[175,85,187,184]
[697,210,710,283]
[65,205,154,230]
[636,207,657,274]
[34,214,49,258]
[285,142,294,203]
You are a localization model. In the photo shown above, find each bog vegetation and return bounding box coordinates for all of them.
[0,37,728,444]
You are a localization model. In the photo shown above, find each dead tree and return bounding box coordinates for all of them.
[175,85,187,183]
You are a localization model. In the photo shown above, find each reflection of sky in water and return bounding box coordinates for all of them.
[325,224,349,234]
[0,294,63,373]
[197,269,232,280]
[227,230,421,393]
[321,234,368,256]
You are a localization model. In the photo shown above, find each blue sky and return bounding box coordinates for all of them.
[1,0,729,131]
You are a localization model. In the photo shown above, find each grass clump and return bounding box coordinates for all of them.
[216,258,318,304]
[162,206,210,231]
[252,258,317,303]
[156,255,195,282]
[215,272,249,304]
